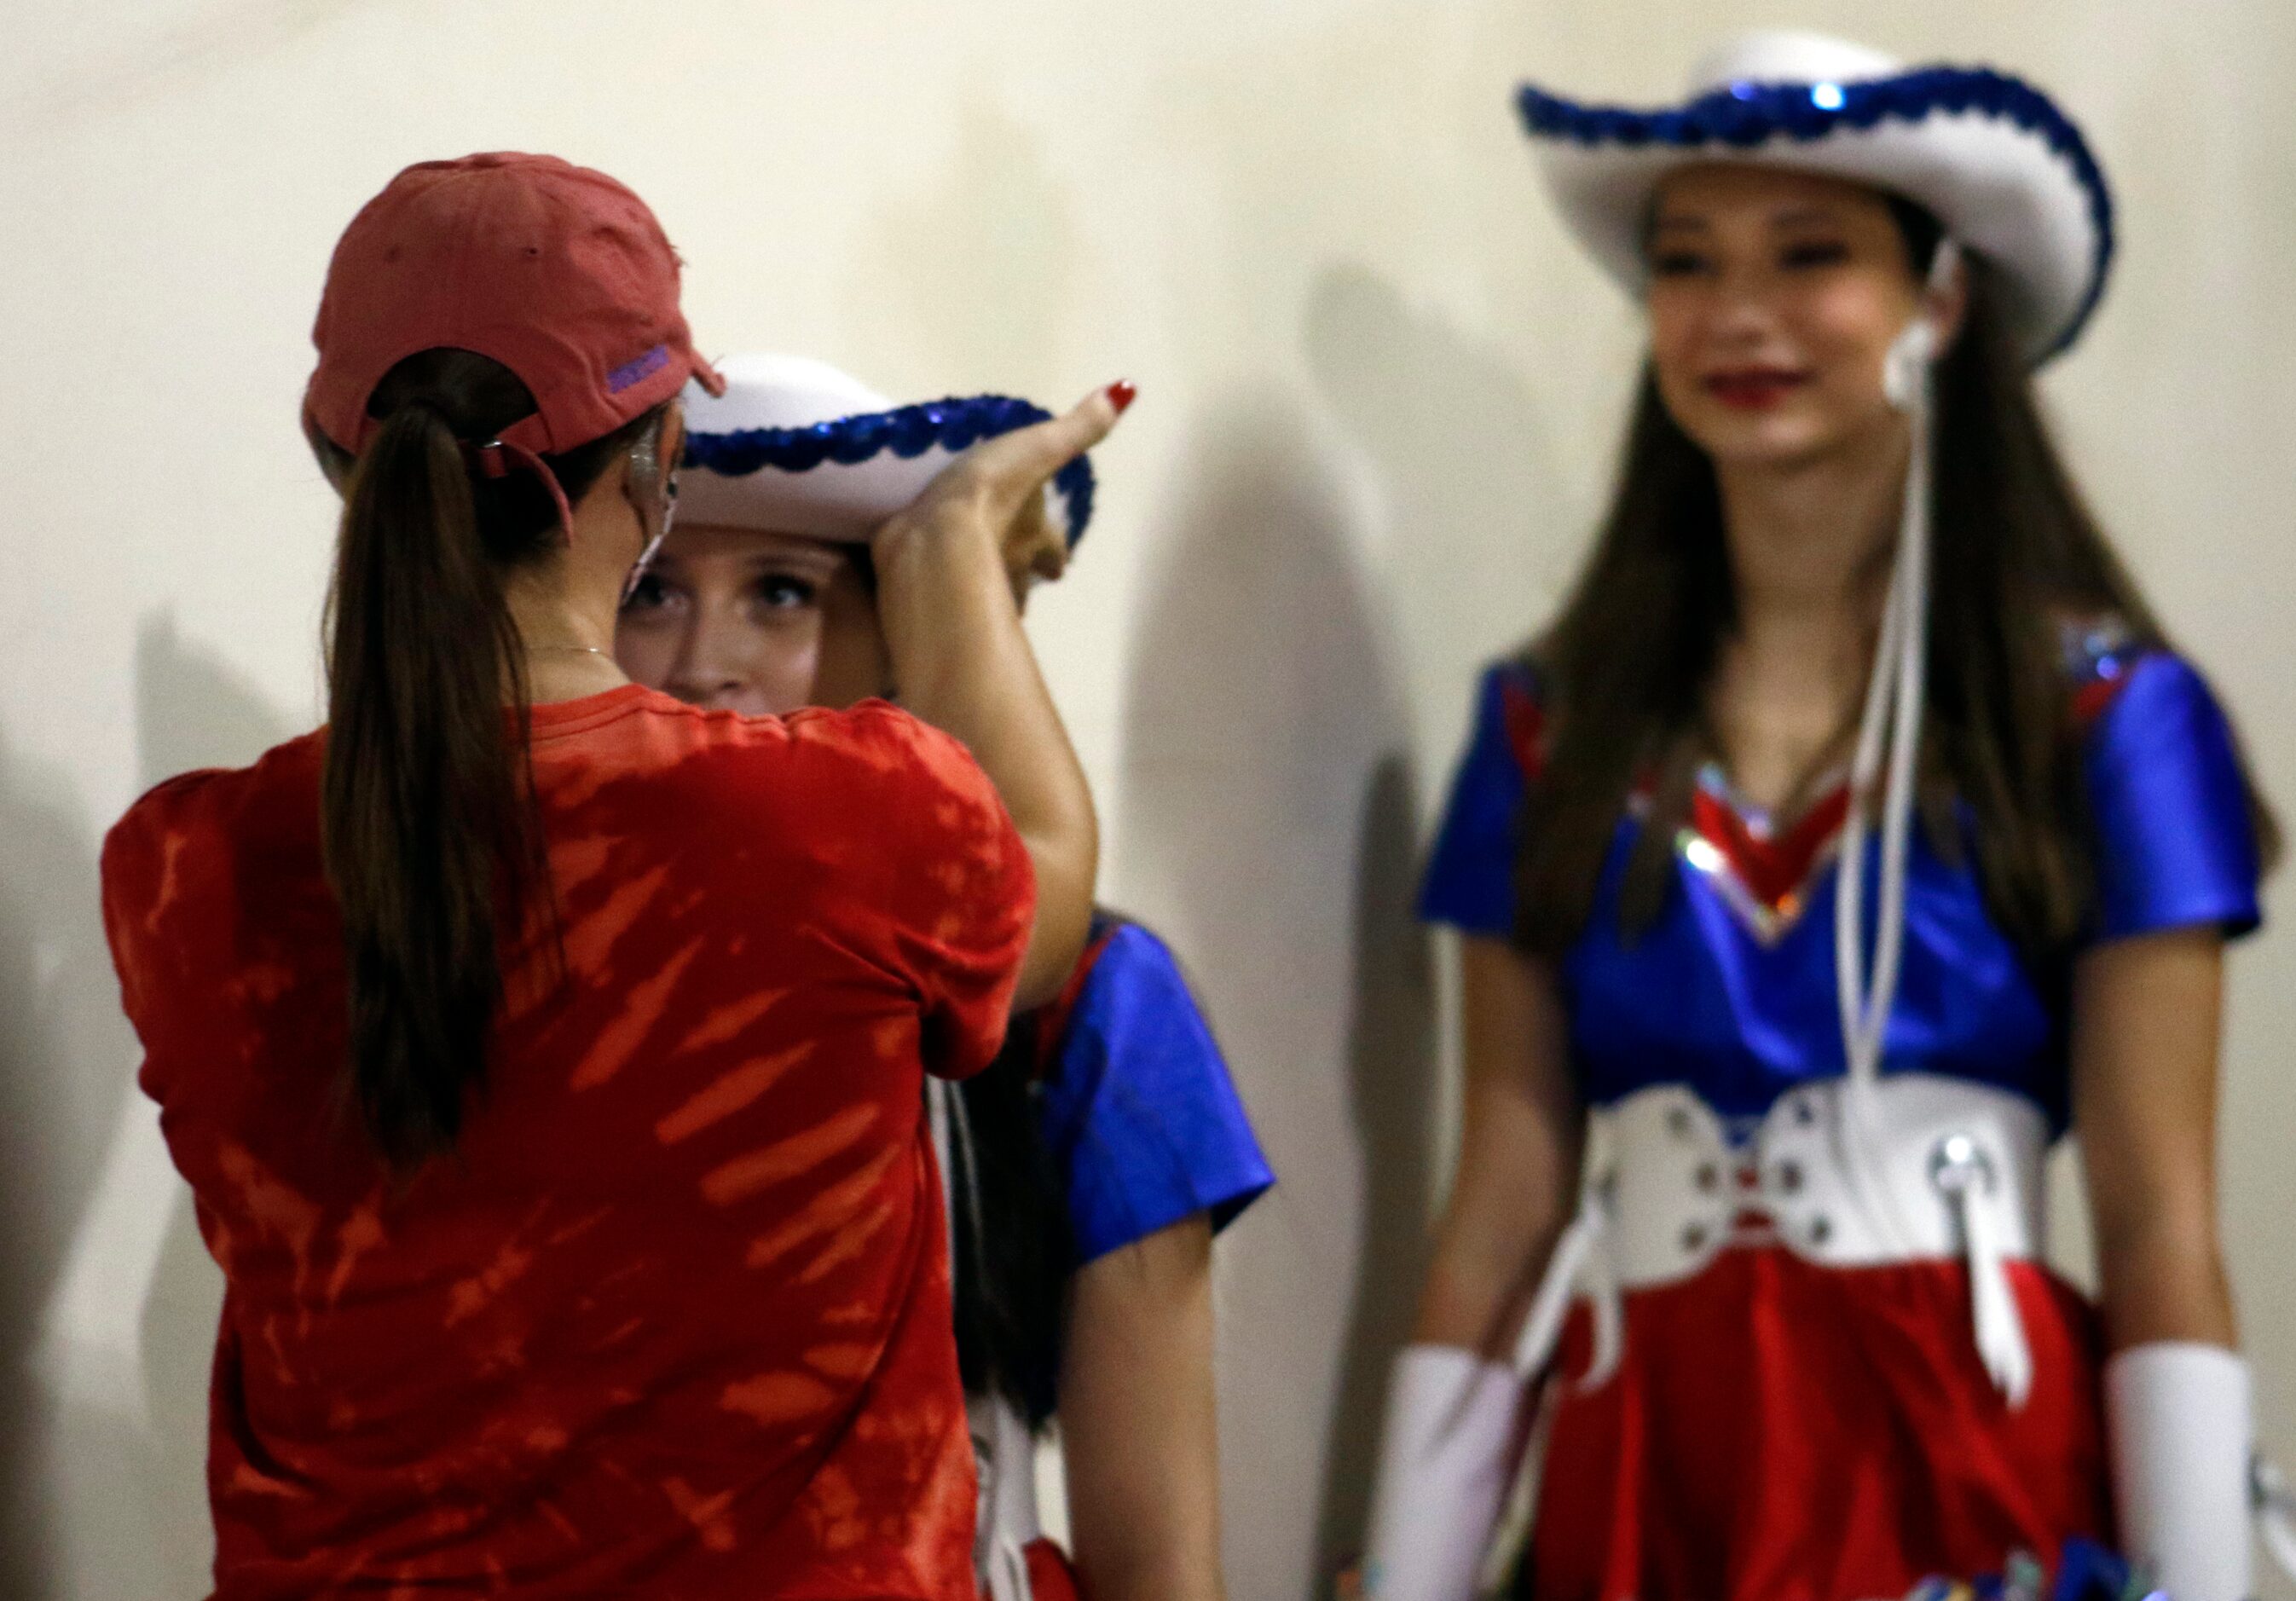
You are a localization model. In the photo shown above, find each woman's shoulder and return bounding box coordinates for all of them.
[626,692,1001,818]
[616,696,1026,922]
[789,698,996,791]
[101,731,327,985]
[1062,919,1198,1027]
[1453,651,1551,784]
[1081,915,1183,980]
[104,730,325,874]
[1035,915,1212,1072]
[1034,912,1274,1257]
[1477,652,1548,706]
[1023,916,1161,1054]
[2055,615,2265,941]
[2055,614,2224,740]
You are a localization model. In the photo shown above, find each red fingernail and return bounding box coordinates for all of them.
[1106,379,1137,415]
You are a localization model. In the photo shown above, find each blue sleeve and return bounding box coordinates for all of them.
[2085,652,2263,943]
[1036,925,1275,1264]
[1417,663,1535,936]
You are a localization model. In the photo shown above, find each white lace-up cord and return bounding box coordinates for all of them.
[1509,1207,1595,1382]
[1508,1179,1623,1394]
[1829,241,2029,1400]
[1834,238,1961,1235]
[1831,387,1928,1261]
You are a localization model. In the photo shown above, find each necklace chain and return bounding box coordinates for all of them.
[530,644,609,658]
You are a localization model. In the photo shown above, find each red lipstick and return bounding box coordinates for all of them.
[1703,367,1807,410]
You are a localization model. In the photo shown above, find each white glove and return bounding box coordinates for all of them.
[2106,1341,2253,1601]
[1362,1344,1526,1601]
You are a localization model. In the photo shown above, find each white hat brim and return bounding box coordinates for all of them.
[678,377,1096,546]
[1520,66,2113,361]
[680,437,967,540]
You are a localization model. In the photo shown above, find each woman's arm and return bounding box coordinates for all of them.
[869,391,1120,1009]
[2072,927,2256,1600]
[1350,938,1583,1600]
[1058,1215,1225,1601]
[2071,926,2237,1350]
[1413,936,1585,1355]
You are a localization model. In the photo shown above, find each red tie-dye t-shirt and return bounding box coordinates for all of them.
[100,685,1031,1599]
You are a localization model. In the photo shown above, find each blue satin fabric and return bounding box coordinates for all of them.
[2086,652,2263,942]
[1036,921,1274,1263]
[1420,652,2261,1132]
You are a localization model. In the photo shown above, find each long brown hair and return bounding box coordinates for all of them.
[313,349,659,1167]
[1518,239,2280,962]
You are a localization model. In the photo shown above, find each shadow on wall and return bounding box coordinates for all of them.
[1,614,289,1598]
[1117,387,1435,1601]
[0,716,143,1597]
[1313,751,1435,1580]
[1291,261,1578,1590]
[1303,261,1561,755]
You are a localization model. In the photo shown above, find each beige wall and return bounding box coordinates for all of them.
[3,3,2291,1596]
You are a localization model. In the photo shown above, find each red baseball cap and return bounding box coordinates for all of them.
[304,152,725,457]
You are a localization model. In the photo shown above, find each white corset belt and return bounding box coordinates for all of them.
[1512,1073,2048,1407]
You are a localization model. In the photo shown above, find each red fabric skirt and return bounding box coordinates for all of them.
[1022,1537,1084,1601]
[1522,1249,2111,1601]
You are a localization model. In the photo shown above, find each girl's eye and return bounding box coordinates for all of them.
[621,573,677,614]
[1779,240,1852,270]
[1649,248,1710,278]
[755,575,820,612]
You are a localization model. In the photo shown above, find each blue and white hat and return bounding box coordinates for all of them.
[677,353,1096,544]
[1517,32,2113,362]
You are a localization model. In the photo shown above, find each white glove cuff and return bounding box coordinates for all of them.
[2106,1340,2253,1601]
[1362,1344,1525,1601]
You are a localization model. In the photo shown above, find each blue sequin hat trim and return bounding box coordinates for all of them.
[675,355,1096,546]
[1515,32,2114,362]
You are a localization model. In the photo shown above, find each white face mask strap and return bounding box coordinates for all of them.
[619,413,680,604]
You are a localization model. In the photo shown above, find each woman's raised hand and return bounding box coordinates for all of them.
[861,381,1131,1011]
[874,382,1134,592]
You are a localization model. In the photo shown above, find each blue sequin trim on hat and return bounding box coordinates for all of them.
[683,395,1097,546]
[1516,66,2114,358]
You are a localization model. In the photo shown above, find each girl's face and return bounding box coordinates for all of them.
[614,524,891,717]
[1644,165,1946,470]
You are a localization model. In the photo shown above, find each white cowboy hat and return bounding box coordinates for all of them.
[676,353,1096,543]
[1517,31,2113,362]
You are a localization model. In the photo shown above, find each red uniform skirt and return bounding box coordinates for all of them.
[1521,1249,2111,1600]
[1022,1537,1084,1601]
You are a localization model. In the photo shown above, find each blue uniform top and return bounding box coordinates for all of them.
[1419,628,2263,1131]
[1034,916,1274,1263]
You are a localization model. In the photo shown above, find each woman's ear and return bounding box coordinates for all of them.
[1886,241,1968,409]
[1927,246,1972,354]
[1002,489,1066,606]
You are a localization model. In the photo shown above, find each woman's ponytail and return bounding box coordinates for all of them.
[323,398,539,1166]
[314,348,654,1167]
